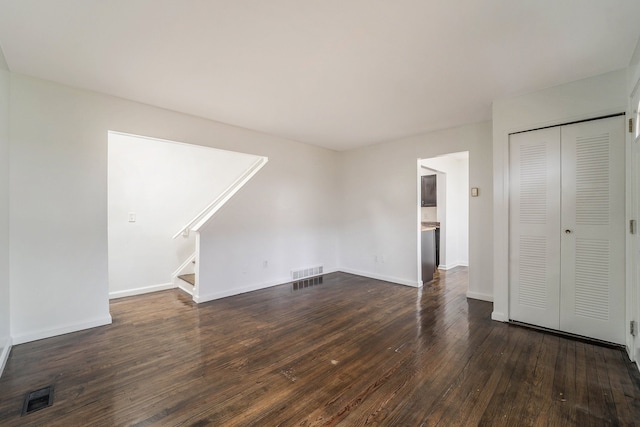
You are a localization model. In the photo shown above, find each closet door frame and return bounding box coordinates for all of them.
[628,80,640,361]
[508,114,627,345]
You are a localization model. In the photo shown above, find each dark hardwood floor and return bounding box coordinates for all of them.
[1,268,640,426]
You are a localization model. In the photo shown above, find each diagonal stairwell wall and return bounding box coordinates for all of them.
[108,131,266,299]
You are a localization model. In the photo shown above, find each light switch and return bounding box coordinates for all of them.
[128,212,136,222]
[471,187,479,197]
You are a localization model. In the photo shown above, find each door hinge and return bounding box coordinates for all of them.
[631,320,638,337]
[630,118,635,134]
[630,220,637,234]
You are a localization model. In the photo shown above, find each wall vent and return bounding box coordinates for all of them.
[22,385,54,415]
[291,265,323,281]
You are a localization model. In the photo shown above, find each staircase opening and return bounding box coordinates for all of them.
[107,131,267,301]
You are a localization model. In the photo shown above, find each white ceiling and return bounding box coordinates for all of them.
[0,1,639,151]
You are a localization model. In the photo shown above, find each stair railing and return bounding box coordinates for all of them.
[172,156,268,239]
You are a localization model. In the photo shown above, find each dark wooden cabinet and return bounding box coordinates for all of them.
[421,175,437,207]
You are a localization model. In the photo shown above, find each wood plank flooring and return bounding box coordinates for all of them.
[1,268,640,426]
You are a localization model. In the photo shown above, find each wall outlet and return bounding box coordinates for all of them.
[128,212,136,222]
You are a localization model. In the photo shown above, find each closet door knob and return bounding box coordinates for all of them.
[565,229,572,234]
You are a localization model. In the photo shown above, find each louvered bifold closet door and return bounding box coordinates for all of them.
[509,127,562,329]
[560,116,625,344]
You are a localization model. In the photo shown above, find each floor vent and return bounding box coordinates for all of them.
[22,385,54,415]
[292,276,324,291]
[291,265,323,281]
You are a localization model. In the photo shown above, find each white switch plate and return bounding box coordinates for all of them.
[128,212,136,222]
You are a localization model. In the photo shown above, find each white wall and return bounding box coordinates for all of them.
[9,73,340,344]
[0,48,11,373]
[421,154,469,270]
[627,39,640,367]
[108,133,262,298]
[197,141,340,301]
[458,159,469,267]
[339,121,493,300]
[492,69,628,323]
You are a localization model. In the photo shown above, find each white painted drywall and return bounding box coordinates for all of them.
[0,49,11,373]
[421,154,469,269]
[627,38,640,368]
[492,69,628,323]
[196,138,340,302]
[108,133,262,298]
[9,73,340,344]
[0,45,7,70]
[339,121,493,300]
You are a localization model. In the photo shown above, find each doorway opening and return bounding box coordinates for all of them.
[417,152,469,286]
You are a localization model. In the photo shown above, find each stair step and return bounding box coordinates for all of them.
[178,273,195,286]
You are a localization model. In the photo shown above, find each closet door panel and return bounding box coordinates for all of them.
[560,116,625,344]
[509,127,562,329]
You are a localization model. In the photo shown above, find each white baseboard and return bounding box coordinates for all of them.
[195,269,338,303]
[12,315,113,345]
[195,280,286,303]
[109,282,175,299]
[0,336,12,378]
[491,311,508,322]
[466,291,493,302]
[338,268,420,288]
[438,262,468,271]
